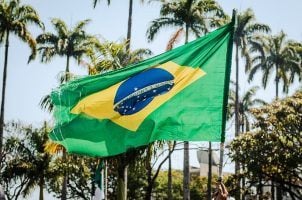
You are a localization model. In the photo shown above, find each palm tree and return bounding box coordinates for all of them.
[146,0,227,43]
[164,30,184,199]
[146,1,227,198]
[249,31,301,99]
[0,0,44,156]
[83,41,151,200]
[2,121,57,200]
[36,17,99,133]
[34,18,99,200]
[233,8,270,137]
[86,40,152,73]
[228,85,266,132]
[93,0,144,51]
[233,9,270,199]
[228,85,266,200]
[40,40,151,200]
[34,18,100,81]
[287,42,302,82]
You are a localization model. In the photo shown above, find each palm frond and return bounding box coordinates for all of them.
[39,94,54,113]
[73,19,91,33]
[18,5,44,30]
[51,18,68,38]
[38,46,57,63]
[245,23,270,35]
[93,0,110,8]
[248,63,263,82]
[11,23,37,62]
[146,17,183,42]
[242,86,259,103]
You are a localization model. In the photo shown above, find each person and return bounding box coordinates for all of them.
[212,177,228,200]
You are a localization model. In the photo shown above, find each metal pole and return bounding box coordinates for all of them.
[219,142,224,178]
[104,160,107,200]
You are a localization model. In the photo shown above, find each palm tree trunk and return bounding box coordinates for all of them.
[241,117,245,200]
[276,185,282,200]
[275,65,279,99]
[235,43,241,200]
[39,176,44,200]
[117,156,127,200]
[124,165,127,199]
[207,142,212,200]
[183,24,190,200]
[65,56,70,82]
[126,0,133,51]
[167,142,173,200]
[0,30,9,156]
[185,25,189,44]
[183,141,190,200]
[91,173,96,199]
[271,70,280,200]
[60,56,70,200]
[104,160,108,200]
[258,175,263,199]
[61,151,67,200]
[117,176,126,200]
[145,146,153,200]
[120,2,133,196]
[271,180,275,200]
[235,44,240,137]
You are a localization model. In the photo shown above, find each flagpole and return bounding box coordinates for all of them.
[104,160,107,200]
[219,142,224,178]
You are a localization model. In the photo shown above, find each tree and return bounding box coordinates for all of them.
[167,141,176,200]
[228,86,266,132]
[93,0,144,51]
[83,41,151,200]
[152,170,210,199]
[146,0,227,43]
[228,85,266,199]
[1,134,30,200]
[232,9,270,199]
[47,155,99,200]
[1,121,58,200]
[0,0,44,157]
[35,18,99,200]
[146,1,227,198]
[87,40,152,73]
[35,18,99,81]
[144,141,176,200]
[229,90,302,200]
[248,31,301,99]
[38,18,101,112]
[287,42,302,82]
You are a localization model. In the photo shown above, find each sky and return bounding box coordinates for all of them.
[1,0,302,199]
[2,0,302,127]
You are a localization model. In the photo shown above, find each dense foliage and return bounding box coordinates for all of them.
[229,91,302,199]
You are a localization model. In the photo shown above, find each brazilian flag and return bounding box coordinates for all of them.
[50,21,234,157]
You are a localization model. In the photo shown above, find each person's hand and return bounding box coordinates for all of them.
[217,184,223,192]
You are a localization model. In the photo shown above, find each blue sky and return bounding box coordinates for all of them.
[2,0,301,124]
[1,0,302,198]
[2,0,302,124]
